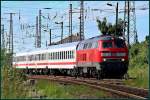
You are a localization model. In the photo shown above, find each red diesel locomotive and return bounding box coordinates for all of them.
[76,35,128,78]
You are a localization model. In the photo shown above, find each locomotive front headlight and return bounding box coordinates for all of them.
[121,58,125,61]
[103,58,106,61]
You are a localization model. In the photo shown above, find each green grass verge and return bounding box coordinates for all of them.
[124,64,149,89]
[35,79,111,99]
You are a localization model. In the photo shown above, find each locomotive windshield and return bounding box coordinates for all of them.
[114,38,125,48]
[103,42,112,48]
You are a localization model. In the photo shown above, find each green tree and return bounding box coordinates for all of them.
[96,17,124,36]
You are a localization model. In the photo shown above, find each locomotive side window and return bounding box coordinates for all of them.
[103,42,112,48]
[78,43,83,50]
[83,43,88,49]
[88,43,92,48]
[94,42,98,48]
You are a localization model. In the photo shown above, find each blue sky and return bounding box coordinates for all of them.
[1,1,149,53]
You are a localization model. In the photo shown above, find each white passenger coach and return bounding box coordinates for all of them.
[13,42,79,69]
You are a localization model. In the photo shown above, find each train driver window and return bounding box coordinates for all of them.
[103,42,112,48]
[114,39,125,48]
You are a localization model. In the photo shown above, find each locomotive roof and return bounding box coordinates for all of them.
[80,35,124,44]
[14,41,79,56]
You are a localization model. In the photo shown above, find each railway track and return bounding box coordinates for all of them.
[27,75,149,99]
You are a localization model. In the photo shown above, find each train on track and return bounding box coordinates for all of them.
[13,35,129,79]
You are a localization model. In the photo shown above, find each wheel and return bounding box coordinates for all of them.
[124,73,129,80]
[96,70,104,80]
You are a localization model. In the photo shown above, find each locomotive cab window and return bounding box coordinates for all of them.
[114,39,125,48]
[103,42,112,48]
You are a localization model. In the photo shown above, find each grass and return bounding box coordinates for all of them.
[124,64,149,89]
[35,79,111,99]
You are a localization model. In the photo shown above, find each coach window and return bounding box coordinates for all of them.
[57,52,59,60]
[66,51,68,59]
[35,55,37,61]
[72,51,74,58]
[57,52,58,60]
[64,51,66,59]
[51,53,52,60]
[63,51,65,59]
[51,53,53,60]
[42,54,44,60]
[29,55,31,61]
[34,55,36,61]
[62,51,64,59]
[68,51,70,59]
[32,55,34,61]
[44,54,46,60]
[49,53,51,60]
[60,52,62,59]
[35,55,36,61]
[33,55,35,61]
[36,54,38,61]
[58,52,60,59]
[70,51,72,59]
[59,52,60,60]
[58,52,59,60]
[53,52,55,60]
[55,52,57,60]
[56,52,58,60]
[40,54,42,60]
[43,54,45,60]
